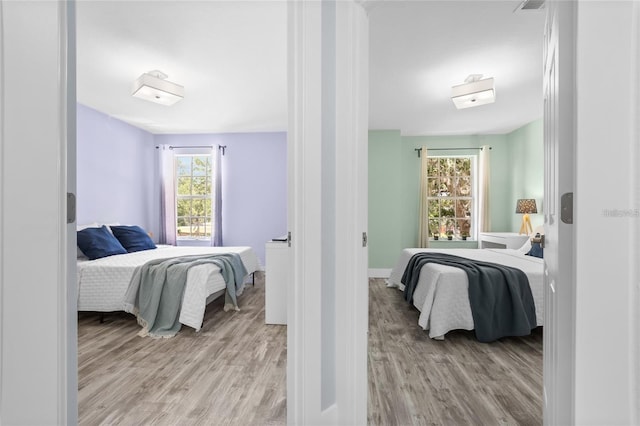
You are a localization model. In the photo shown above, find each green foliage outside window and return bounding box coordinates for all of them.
[176,155,212,238]
[427,157,473,239]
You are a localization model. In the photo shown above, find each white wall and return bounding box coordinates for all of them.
[574,1,639,423]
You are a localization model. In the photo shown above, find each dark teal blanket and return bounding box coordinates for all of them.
[401,252,536,342]
[128,253,247,338]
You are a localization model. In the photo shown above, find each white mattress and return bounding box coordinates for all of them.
[77,245,260,331]
[388,248,544,340]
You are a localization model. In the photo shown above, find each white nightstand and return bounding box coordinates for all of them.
[478,232,529,249]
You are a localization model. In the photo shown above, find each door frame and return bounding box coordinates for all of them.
[287,1,369,424]
[542,1,576,424]
[3,1,639,424]
[0,1,76,423]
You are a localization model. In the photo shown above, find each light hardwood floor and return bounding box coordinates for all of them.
[368,278,543,426]
[78,276,542,425]
[78,272,286,425]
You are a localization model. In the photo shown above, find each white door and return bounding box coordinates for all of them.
[0,1,76,424]
[542,1,575,424]
[287,1,369,424]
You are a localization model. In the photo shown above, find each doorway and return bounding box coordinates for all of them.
[74,1,288,424]
[366,1,549,423]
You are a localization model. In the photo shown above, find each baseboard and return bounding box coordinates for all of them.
[368,268,391,278]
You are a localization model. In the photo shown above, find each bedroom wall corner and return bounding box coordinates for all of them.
[154,132,287,267]
[367,131,520,268]
[399,133,512,236]
[506,118,544,233]
[485,135,511,232]
[76,104,156,233]
[368,129,403,269]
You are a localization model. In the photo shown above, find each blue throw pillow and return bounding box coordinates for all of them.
[526,242,544,258]
[110,225,156,253]
[77,225,127,260]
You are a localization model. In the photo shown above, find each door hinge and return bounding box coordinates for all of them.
[67,193,76,224]
[287,231,292,247]
[362,232,368,247]
[561,192,573,224]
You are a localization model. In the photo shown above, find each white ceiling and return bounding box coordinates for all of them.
[76,1,545,136]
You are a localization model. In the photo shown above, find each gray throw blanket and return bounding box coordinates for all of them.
[124,253,247,338]
[401,252,536,342]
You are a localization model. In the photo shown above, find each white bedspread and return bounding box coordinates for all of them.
[388,248,543,340]
[77,246,260,331]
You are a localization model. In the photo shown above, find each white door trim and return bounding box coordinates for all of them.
[287,1,323,423]
[287,1,368,424]
[542,1,576,424]
[333,2,369,424]
[64,1,79,423]
[573,1,640,422]
[0,1,74,423]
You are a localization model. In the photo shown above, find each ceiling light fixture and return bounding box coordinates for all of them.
[451,74,495,109]
[514,0,545,12]
[131,70,184,106]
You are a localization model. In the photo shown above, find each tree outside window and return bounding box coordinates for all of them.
[176,155,212,239]
[427,156,474,239]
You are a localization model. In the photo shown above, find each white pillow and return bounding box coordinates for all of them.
[516,238,532,255]
[77,223,99,231]
[103,222,121,234]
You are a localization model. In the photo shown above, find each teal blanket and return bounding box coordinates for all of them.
[126,253,247,338]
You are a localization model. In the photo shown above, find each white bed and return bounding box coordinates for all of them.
[387,244,543,340]
[77,245,260,331]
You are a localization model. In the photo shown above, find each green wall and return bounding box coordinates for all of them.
[507,120,544,232]
[368,130,404,268]
[368,119,543,268]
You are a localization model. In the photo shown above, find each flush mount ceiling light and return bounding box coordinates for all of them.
[451,74,495,109]
[131,70,184,106]
[514,0,545,12]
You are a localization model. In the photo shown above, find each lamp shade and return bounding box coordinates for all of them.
[515,199,537,214]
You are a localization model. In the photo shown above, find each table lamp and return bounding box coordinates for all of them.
[516,199,537,235]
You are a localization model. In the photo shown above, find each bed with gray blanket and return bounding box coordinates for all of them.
[77,246,260,336]
[387,245,543,341]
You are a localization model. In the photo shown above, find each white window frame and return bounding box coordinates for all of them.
[174,152,213,241]
[426,155,478,240]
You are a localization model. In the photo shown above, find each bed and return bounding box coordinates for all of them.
[77,245,260,333]
[387,238,543,341]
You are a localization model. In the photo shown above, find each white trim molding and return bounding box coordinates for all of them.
[633,3,640,421]
[574,1,640,423]
[333,2,369,425]
[287,1,323,423]
[0,1,72,423]
[287,1,369,424]
[368,268,391,278]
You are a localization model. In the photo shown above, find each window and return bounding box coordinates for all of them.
[176,154,212,239]
[427,156,475,239]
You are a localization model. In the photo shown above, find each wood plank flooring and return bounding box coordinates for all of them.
[78,276,542,425]
[368,278,543,426]
[78,272,287,425]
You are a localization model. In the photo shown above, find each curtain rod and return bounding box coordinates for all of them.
[414,146,491,157]
[155,145,227,155]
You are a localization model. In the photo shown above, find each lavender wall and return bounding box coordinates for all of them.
[154,132,287,267]
[77,105,287,266]
[76,104,156,231]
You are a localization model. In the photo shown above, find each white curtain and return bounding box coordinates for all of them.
[478,145,491,233]
[212,145,223,246]
[159,145,177,245]
[418,146,430,248]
